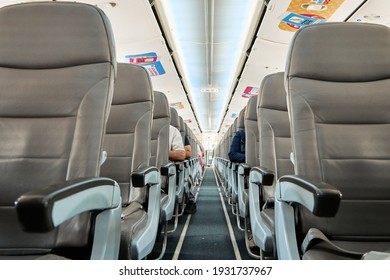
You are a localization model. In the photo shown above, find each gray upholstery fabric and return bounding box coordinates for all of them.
[286,22,390,83]
[0,2,116,257]
[101,63,153,205]
[285,23,390,257]
[151,91,170,170]
[100,63,153,259]
[119,203,147,260]
[237,108,245,131]
[245,95,259,168]
[258,72,294,200]
[151,91,171,227]
[170,108,180,130]
[179,116,186,143]
[249,72,294,255]
[0,2,116,71]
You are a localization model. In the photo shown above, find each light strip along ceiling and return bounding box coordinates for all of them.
[157,0,263,133]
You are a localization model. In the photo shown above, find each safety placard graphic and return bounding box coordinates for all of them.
[125,52,166,77]
[279,0,345,32]
[170,102,184,110]
[242,86,260,98]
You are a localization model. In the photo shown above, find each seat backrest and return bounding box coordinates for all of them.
[258,72,294,202]
[179,116,186,144]
[170,107,180,131]
[0,2,116,251]
[258,72,294,179]
[100,63,153,205]
[237,108,246,132]
[245,95,259,168]
[285,22,390,238]
[151,91,170,170]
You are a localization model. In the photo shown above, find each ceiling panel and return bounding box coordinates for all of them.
[348,0,390,26]
[155,0,264,134]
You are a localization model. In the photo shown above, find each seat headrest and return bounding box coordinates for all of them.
[259,72,287,111]
[179,116,185,133]
[0,2,116,70]
[286,22,390,82]
[153,91,170,119]
[237,108,245,130]
[170,107,180,129]
[245,95,258,121]
[113,63,153,105]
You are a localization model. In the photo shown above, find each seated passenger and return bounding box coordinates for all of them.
[184,134,192,160]
[169,125,196,214]
[169,125,186,162]
[228,129,245,163]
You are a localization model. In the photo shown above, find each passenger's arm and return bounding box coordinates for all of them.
[184,144,192,159]
[170,127,186,162]
[169,149,186,161]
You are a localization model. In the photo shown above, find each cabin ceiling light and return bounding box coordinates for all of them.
[156,0,262,132]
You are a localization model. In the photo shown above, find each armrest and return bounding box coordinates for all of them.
[250,166,274,186]
[132,166,160,188]
[175,162,184,171]
[237,164,250,217]
[238,163,251,176]
[277,175,342,217]
[175,162,185,201]
[16,177,120,233]
[231,162,239,172]
[161,162,176,177]
[161,163,177,221]
[248,167,275,251]
[131,168,161,259]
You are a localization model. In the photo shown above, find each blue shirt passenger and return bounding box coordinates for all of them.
[228,130,245,163]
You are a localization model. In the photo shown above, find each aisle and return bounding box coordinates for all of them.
[176,167,237,259]
[157,167,254,260]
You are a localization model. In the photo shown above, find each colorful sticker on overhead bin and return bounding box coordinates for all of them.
[242,86,260,98]
[230,113,238,118]
[184,119,192,124]
[278,0,345,32]
[125,52,166,76]
[170,102,184,110]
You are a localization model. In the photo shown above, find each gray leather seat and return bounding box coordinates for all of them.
[237,96,258,231]
[226,123,235,202]
[169,108,186,230]
[179,116,191,209]
[275,22,390,260]
[234,98,259,258]
[230,111,244,210]
[100,63,160,260]
[248,72,294,259]
[183,120,198,200]
[150,91,176,259]
[0,2,120,260]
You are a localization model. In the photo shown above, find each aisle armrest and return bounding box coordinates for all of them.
[16,177,120,232]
